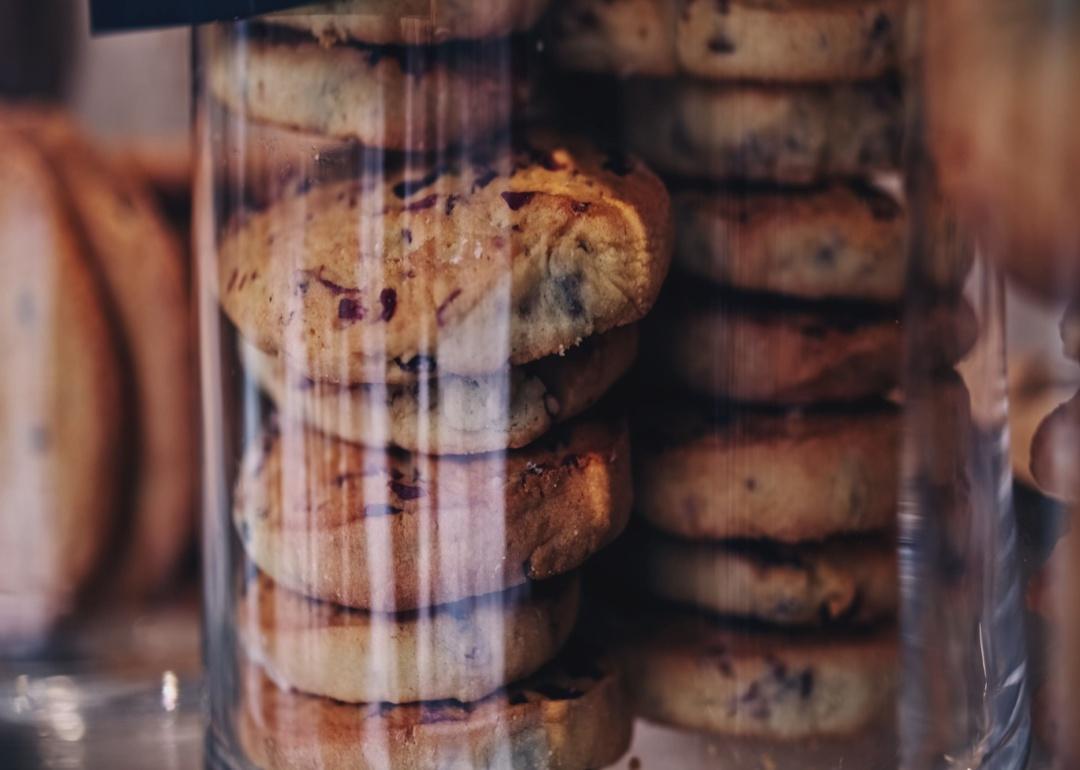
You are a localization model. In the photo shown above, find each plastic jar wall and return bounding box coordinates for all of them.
[193,3,1039,769]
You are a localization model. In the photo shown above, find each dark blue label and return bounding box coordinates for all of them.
[90,0,309,32]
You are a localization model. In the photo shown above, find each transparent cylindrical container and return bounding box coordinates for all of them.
[194,3,1030,769]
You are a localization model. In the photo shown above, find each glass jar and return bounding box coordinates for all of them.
[194,3,1028,769]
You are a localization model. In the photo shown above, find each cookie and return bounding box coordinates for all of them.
[234,415,631,611]
[1030,388,1080,502]
[206,26,518,153]
[555,0,902,82]
[925,0,1080,299]
[219,133,672,384]
[239,647,632,770]
[654,293,978,404]
[675,183,973,303]
[240,572,579,704]
[642,533,898,626]
[264,0,551,45]
[243,325,637,454]
[18,114,195,598]
[615,610,897,738]
[623,79,901,184]
[633,401,899,543]
[0,128,123,645]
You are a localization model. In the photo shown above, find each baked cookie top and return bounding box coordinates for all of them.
[263,0,551,45]
[554,0,903,82]
[219,133,672,384]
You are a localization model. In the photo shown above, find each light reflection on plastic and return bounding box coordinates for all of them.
[162,670,179,712]
[43,677,86,743]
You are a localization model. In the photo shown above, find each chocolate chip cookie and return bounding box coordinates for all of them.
[616,609,897,738]
[264,0,551,45]
[219,133,672,384]
[238,648,632,770]
[207,25,518,152]
[555,0,902,82]
[632,401,900,543]
[239,572,579,704]
[244,325,637,454]
[623,79,901,184]
[675,182,973,303]
[0,128,124,645]
[234,415,631,610]
[642,533,898,626]
[653,293,977,404]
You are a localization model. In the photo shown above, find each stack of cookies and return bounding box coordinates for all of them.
[551,0,976,761]
[208,7,673,767]
[0,108,193,650]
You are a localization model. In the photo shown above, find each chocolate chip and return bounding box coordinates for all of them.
[338,297,366,321]
[501,191,537,211]
[405,194,438,212]
[315,270,359,296]
[570,201,590,214]
[390,481,424,501]
[707,34,736,54]
[444,194,459,215]
[379,288,397,322]
[401,228,412,244]
[436,288,462,327]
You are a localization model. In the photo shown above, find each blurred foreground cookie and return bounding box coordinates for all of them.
[633,402,899,543]
[264,0,551,45]
[675,183,973,303]
[234,416,631,610]
[207,27,518,153]
[0,129,123,644]
[623,79,900,184]
[1030,388,1080,502]
[240,572,579,703]
[219,134,671,384]
[616,609,897,738]
[641,533,897,626]
[18,114,194,598]
[554,0,902,82]
[243,325,636,454]
[239,649,632,770]
[654,294,977,404]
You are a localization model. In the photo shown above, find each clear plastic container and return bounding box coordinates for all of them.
[192,3,1033,769]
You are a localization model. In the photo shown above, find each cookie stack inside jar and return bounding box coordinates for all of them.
[200,3,675,768]
[553,0,975,764]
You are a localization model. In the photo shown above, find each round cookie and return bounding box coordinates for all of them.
[623,79,901,184]
[615,610,897,739]
[0,129,123,645]
[238,648,632,770]
[675,183,974,303]
[234,415,632,611]
[642,534,898,626]
[655,294,978,404]
[218,133,672,385]
[632,401,899,543]
[264,0,551,45]
[925,0,1080,300]
[18,115,195,599]
[206,26,518,153]
[240,573,579,704]
[244,325,637,454]
[554,0,902,82]
[1030,388,1080,502]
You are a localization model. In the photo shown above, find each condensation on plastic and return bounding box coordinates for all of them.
[192,4,1025,770]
